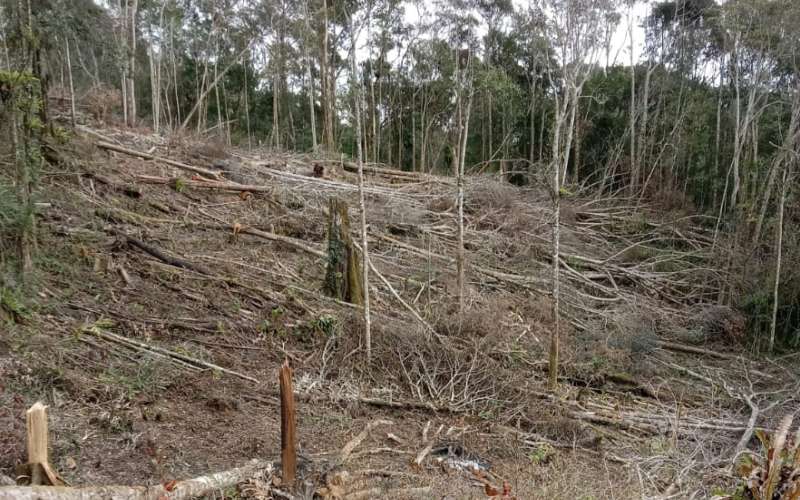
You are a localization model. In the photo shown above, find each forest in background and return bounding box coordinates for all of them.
[2,0,800,342]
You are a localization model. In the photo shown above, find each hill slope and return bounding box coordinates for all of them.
[1,124,796,498]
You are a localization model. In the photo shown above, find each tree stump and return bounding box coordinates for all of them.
[17,402,63,486]
[323,198,364,305]
[279,360,296,485]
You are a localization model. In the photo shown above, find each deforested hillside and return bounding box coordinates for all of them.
[3,0,800,498]
[0,122,796,499]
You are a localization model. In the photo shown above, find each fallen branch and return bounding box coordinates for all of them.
[96,141,222,179]
[84,173,142,198]
[373,233,548,292]
[113,230,213,275]
[83,325,260,383]
[212,223,325,258]
[244,391,451,414]
[344,486,431,500]
[0,460,270,500]
[132,174,274,193]
[338,161,439,182]
[353,241,436,336]
[340,420,394,464]
[656,341,733,360]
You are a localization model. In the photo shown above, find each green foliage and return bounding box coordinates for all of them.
[527,443,555,465]
[309,314,337,337]
[0,285,29,323]
[172,177,186,193]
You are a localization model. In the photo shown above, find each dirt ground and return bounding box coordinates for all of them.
[1,123,797,499]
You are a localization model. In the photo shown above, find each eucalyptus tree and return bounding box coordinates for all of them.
[438,0,480,312]
[535,0,621,390]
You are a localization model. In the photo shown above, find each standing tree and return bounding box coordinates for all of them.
[538,0,620,390]
[454,48,473,313]
[350,12,372,363]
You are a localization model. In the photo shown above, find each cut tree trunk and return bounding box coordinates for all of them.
[0,460,269,500]
[279,360,296,484]
[323,198,364,305]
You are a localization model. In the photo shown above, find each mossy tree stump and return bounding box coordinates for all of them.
[323,198,364,305]
[0,70,43,278]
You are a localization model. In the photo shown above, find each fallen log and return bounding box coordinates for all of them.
[656,340,732,359]
[84,173,142,198]
[373,232,549,292]
[83,325,260,383]
[132,174,274,193]
[338,161,437,181]
[207,223,326,258]
[353,241,436,336]
[0,460,270,500]
[111,230,213,276]
[340,419,393,464]
[96,141,222,180]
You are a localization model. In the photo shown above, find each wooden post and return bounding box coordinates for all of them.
[279,360,296,485]
[24,402,62,486]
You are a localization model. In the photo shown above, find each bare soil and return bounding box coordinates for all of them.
[1,123,797,499]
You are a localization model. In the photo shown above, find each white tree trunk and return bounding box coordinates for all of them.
[770,167,788,352]
[0,461,269,500]
[65,37,76,127]
[350,18,371,363]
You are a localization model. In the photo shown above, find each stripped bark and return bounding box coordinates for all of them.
[0,460,270,500]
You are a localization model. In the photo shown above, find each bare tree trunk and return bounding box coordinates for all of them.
[560,87,579,184]
[397,106,403,169]
[753,88,800,246]
[214,58,224,140]
[456,91,472,312]
[486,92,494,157]
[121,72,128,125]
[629,17,637,195]
[170,20,181,127]
[529,79,536,170]
[180,46,248,131]
[548,86,564,392]
[769,167,788,353]
[1,460,270,500]
[149,45,158,132]
[455,60,473,314]
[539,97,546,162]
[549,176,561,391]
[272,69,280,148]
[243,50,252,150]
[350,21,371,363]
[65,37,76,127]
[412,90,416,172]
[714,58,723,200]
[320,0,335,150]
[126,0,138,127]
[302,3,317,151]
[2,34,10,69]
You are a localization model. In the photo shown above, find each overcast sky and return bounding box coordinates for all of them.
[397,0,652,65]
